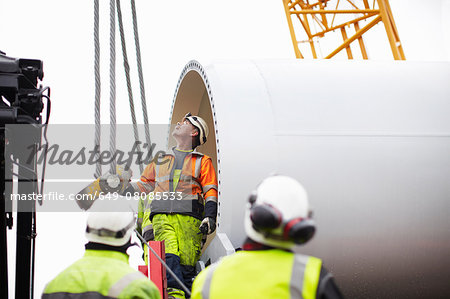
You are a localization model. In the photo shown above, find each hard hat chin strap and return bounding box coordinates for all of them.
[85,239,134,253]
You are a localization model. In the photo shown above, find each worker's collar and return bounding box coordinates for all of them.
[84,248,129,263]
[242,237,287,252]
[174,147,194,153]
[85,241,132,255]
[170,146,202,156]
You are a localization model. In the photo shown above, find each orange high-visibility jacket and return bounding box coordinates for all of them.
[136,150,218,220]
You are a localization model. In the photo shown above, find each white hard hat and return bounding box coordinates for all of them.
[185,112,209,145]
[85,200,135,247]
[245,175,316,250]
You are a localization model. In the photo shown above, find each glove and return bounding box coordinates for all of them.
[199,217,216,235]
[143,228,154,242]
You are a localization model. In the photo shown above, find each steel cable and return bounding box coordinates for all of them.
[131,0,152,149]
[116,0,143,173]
[94,0,102,178]
[109,0,117,174]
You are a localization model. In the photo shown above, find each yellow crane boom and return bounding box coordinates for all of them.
[282,0,406,60]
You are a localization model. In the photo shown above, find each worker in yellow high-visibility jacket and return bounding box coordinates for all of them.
[127,113,218,299]
[42,202,160,299]
[191,175,344,299]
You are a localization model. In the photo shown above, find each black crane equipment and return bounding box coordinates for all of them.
[0,51,50,299]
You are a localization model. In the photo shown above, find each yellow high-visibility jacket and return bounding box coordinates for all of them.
[191,249,323,299]
[42,250,160,299]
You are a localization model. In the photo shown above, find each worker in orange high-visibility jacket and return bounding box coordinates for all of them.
[191,175,343,299]
[125,113,218,299]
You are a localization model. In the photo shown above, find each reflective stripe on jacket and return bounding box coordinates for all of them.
[191,249,322,299]
[137,149,218,221]
[42,250,160,299]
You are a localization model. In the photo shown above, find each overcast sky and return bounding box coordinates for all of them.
[1,0,450,297]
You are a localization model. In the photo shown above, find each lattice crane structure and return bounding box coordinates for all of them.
[282,0,406,60]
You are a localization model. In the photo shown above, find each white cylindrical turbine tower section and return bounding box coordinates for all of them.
[169,60,450,298]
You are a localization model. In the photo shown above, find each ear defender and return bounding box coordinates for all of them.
[284,218,316,245]
[250,204,283,230]
[248,191,316,244]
